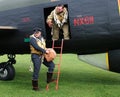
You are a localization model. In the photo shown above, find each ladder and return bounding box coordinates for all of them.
[46,39,64,90]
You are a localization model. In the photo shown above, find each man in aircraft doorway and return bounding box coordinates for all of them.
[30,27,55,91]
[46,4,70,40]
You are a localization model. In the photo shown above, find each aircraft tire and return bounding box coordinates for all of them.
[0,63,15,81]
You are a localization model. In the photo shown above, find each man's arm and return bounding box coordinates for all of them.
[46,10,54,27]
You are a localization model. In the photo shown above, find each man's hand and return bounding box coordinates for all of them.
[47,20,53,28]
[46,50,50,54]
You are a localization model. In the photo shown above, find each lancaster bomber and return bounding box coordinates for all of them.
[0,0,120,80]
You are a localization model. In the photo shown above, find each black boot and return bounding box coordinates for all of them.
[32,80,39,91]
[47,72,55,83]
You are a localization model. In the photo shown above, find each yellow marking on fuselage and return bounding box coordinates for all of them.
[106,52,110,70]
[118,0,120,15]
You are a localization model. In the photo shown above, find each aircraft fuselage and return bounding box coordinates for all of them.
[0,0,120,55]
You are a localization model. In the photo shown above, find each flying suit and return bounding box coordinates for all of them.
[30,35,55,80]
[46,7,70,40]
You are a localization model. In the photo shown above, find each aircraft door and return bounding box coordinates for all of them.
[44,4,71,40]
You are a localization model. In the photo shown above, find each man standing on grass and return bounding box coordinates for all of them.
[29,27,55,91]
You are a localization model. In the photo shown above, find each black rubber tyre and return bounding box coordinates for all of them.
[0,63,15,80]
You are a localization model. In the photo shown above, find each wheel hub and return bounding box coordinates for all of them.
[0,68,8,78]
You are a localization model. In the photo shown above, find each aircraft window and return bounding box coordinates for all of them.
[44,4,71,40]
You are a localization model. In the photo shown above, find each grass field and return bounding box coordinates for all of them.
[0,54,120,97]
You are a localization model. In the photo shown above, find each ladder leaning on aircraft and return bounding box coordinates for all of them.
[46,39,64,90]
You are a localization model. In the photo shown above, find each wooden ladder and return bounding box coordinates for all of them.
[46,39,64,90]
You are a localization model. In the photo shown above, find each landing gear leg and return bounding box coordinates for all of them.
[0,54,16,81]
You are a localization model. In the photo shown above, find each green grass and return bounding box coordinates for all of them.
[0,54,120,97]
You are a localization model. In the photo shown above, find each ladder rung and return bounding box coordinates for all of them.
[55,63,60,65]
[53,72,60,74]
[53,47,62,48]
[56,54,61,57]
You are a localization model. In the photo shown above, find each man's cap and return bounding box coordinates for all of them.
[57,4,64,7]
[33,27,42,33]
